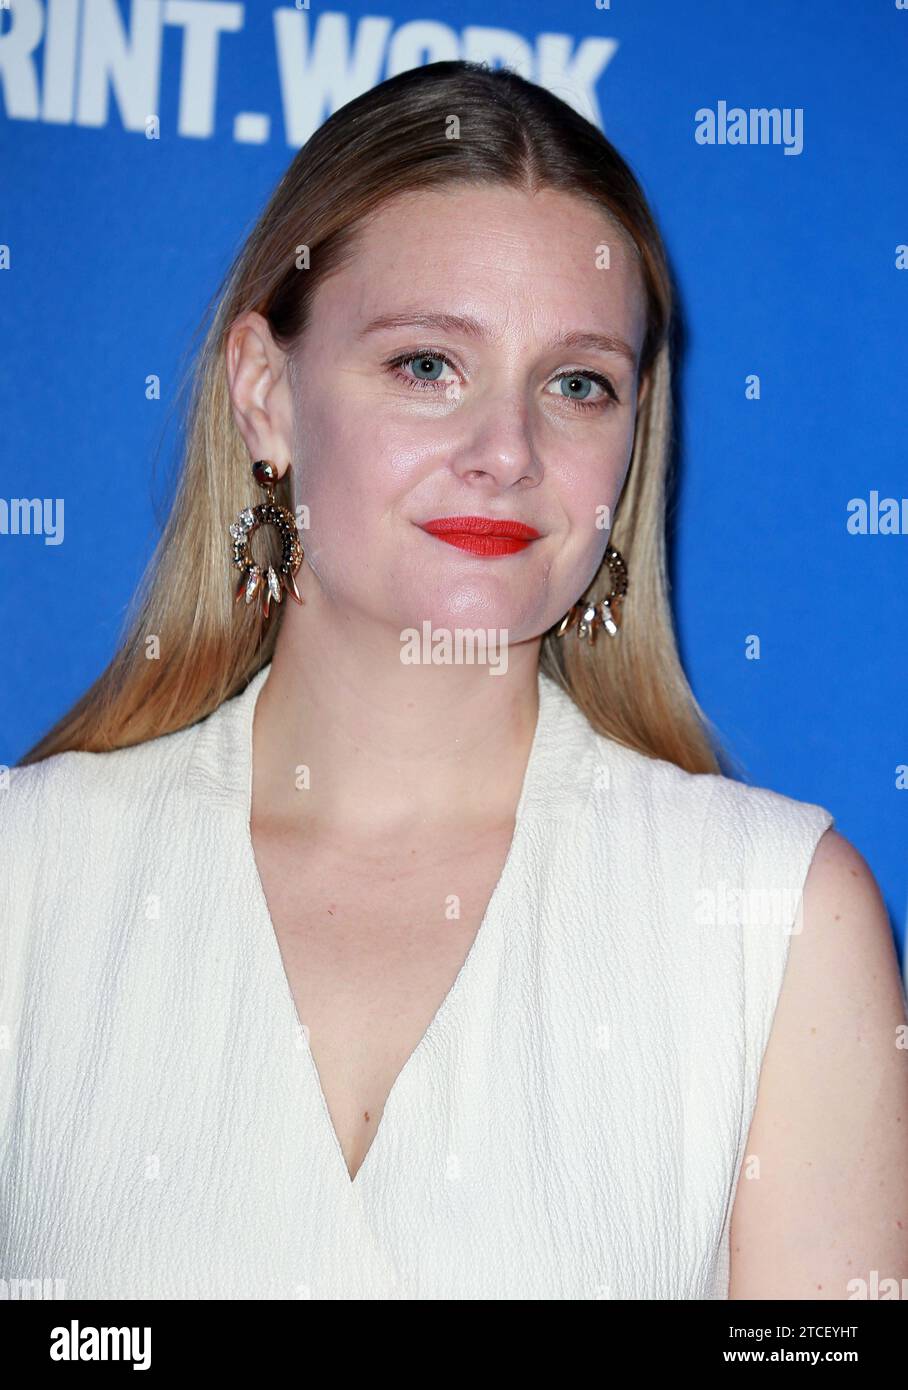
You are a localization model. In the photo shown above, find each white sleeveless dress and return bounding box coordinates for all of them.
[0,662,834,1299]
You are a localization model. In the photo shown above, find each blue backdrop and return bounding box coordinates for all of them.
[1,0,906,973]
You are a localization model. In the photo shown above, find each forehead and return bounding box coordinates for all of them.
[313,184,647,355]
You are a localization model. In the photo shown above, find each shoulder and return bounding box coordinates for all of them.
[0,719,202,858]
[780,826,899,1028]
[789,825,902,1029]
[800,824,889,924]
[788,827,898,1003]
[0,721,212,997]
[588,730,835,852]
[1,749,97,855]
[729,827,908,1296]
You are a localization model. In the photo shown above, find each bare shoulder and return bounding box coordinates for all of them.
[729,827,908,1299]
[803,825,892,919]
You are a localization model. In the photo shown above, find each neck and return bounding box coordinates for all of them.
[251,602,542,841]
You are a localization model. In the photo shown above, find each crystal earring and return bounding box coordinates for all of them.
[554,545,628,644]
[229,460,304,620]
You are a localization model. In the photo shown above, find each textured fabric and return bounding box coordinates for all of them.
[0,662,834,1300]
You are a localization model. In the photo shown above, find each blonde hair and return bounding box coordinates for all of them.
[20,60,727,775]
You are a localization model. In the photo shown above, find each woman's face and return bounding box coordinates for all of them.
[285,184,648,644]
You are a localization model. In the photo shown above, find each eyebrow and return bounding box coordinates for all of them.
[357,311,638,366]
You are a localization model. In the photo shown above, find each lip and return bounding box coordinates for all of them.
[418,514,542,557]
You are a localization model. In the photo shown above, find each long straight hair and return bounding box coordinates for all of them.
[19,60,726,775]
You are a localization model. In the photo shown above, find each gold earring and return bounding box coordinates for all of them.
[554,545,628,644]
[229,460,304,620]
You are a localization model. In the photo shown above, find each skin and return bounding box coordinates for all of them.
[225,184,908,1294]
[729,832,908,1299]
[227,184,647,836]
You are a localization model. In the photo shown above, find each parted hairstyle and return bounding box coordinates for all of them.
[20,60,727,775]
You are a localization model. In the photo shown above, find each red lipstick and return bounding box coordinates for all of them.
[419,515,541,557]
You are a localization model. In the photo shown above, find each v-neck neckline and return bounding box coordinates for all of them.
[234,661,559,1193]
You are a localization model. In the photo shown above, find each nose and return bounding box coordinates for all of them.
[448,386,543,490]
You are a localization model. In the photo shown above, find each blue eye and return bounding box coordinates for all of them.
[546,371,617,410]
[384,349,618,413]
[407,354,446,381]
[559,375,592,399]
[387,350,458,391]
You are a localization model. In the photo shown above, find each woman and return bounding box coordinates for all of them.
[3,61,906,1302]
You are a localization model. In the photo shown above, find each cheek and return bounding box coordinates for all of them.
[294,397,373,511]
[557,451,625,538]
[293,396,428,540]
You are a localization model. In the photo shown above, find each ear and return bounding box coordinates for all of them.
[225,311,295,475]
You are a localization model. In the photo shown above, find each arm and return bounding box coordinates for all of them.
[728,828,908,1299]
